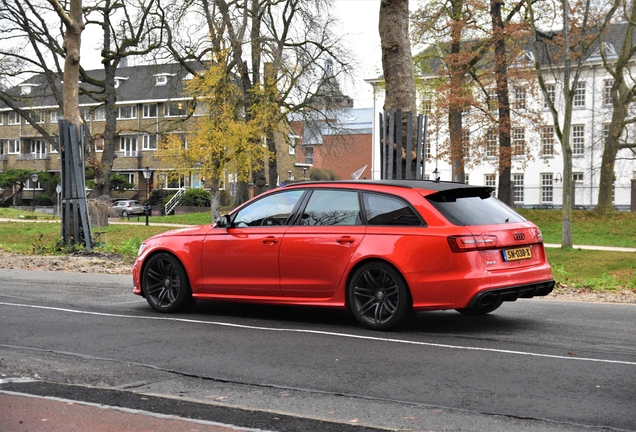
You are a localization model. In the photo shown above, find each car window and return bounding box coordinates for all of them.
[233,189,304,227]
[363,192,423,226]
[301,190,361,226]
[427,189,526,226]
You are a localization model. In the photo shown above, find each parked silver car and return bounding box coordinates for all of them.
[110,200,144,217]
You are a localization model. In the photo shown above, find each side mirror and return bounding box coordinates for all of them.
[215,214,231,228]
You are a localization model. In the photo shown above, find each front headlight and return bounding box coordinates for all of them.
[137,243,148,256]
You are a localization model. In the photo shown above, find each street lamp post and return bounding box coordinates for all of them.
[30,173,38,208]
[142,166,153,226]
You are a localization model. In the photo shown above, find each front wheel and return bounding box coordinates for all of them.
[348,262,412,330]
[142,253,194,313]
[122,210,128,217]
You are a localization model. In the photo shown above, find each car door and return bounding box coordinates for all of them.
[200,189,305,296]
[279,189,366,298]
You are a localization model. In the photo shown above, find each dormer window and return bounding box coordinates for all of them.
[154,73,175,86]
[19,84,39,95]
[114,76,129,88]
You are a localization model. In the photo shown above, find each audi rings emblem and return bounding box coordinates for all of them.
[513,232,525,241]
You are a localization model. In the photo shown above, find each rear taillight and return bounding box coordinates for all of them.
[447,235,498,252]
[534,228,543,242]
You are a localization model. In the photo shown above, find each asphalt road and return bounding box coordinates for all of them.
[0,269,635,431]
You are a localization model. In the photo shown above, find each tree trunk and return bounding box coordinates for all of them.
[379,0,417,115]
[491,0,512,204]
[60,0,84,124]
[448,0,465,183]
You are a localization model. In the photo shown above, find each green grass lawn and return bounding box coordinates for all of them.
[1,207,635,291]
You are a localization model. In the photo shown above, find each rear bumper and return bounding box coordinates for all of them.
[464,279,555,308]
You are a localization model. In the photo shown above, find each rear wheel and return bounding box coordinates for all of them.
[455,298,503,316]
[348,262,412,330]
[122,210,128,217]
[142,253,194,313]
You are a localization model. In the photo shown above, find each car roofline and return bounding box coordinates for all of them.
[282,179,495,193]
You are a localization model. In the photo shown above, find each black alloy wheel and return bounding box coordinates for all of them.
[348,262,412,330]
[142,253,194,313]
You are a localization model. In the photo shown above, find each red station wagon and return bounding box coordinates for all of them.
[132,180,554,330]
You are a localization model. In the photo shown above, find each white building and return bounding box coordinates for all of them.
[366,26,636,210]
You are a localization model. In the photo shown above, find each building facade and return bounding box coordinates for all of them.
[0,62,299,206]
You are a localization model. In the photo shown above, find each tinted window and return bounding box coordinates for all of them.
[427,189,526,226]
[363,193,423,226]
[233,190,304,227]
[301,190,361,226]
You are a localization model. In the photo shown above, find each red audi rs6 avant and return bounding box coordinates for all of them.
[133,180,554,330]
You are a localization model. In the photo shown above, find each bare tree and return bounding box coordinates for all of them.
[156,0,353,204]
[596,3,636,215]
[527,0,606,247]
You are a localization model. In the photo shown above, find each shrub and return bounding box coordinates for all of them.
[309,168,338,181]
[33,194,54,206]
[179,188,211,207]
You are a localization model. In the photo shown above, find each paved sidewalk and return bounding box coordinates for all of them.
[0,392,265,432]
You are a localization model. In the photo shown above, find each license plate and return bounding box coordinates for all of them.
[502,246,532,261]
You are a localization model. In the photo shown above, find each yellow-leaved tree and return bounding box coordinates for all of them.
[157,56,280,220]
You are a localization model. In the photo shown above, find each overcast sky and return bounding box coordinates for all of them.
[333,0,382,109]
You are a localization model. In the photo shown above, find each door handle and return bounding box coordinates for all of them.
[337,236,355,245]
[262,236,278,245]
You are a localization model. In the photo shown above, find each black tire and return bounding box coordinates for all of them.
[455,298,503,316]
[122,210,128,217]
[348,262,412,330]
[142,253,195,313]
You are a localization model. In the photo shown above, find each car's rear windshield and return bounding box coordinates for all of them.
[426,188,526,226]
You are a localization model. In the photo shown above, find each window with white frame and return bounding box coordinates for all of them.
[572,125,585,155]
[117,105,137,119]
[30,139,46,158]
[304,146,314,165]
[288,135,299,155]
[49,143,58,153]
[487,88,498,112]
[604,80,614,105]
[512,127,525,157]
[50,110,61,123]
[119,136,138,156]
[0,139,4,155]
[573,172,583,183]
[421,95,432,114]
[166,101,188,117]
[541,126,555,156]
[486,128,498,158]
[464,174,470,184]
[94,106,106,121]
[30,110,45,124]
[574,81,586,107]
[514,86,526,110]
[462,129,470,159]
[121,173,135,186]
[513,173,524,203]
[142,134,158,150]
[541,173,553,203]
[93,138,104,153]
[287,170,295,181]
[143,104,158,118]
[544,84,555,108]
[8,112,20,125]
[485,173,497,188]
[8,139,20,153]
